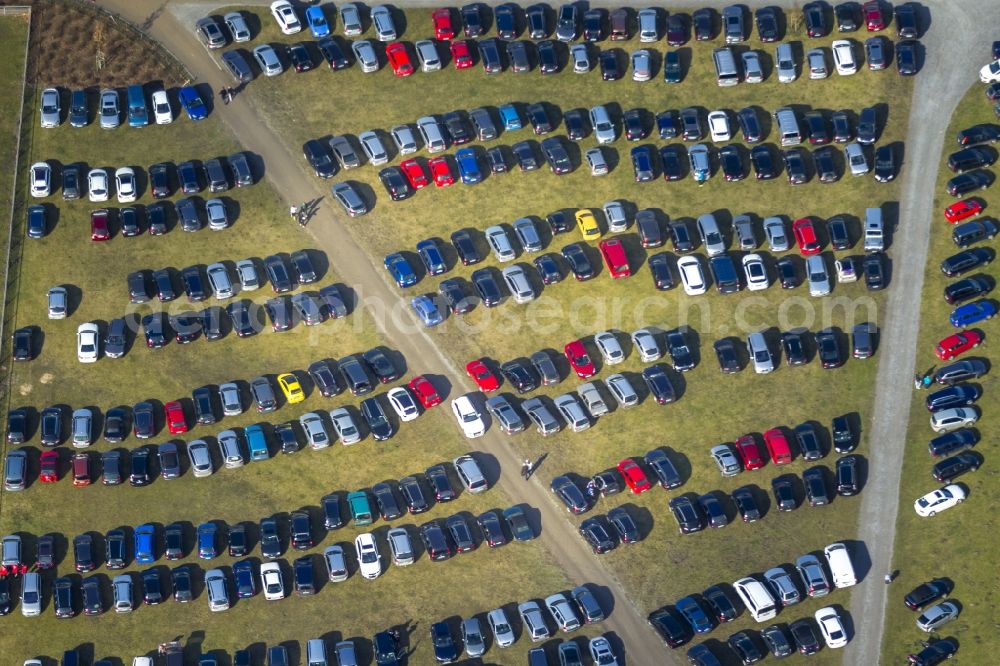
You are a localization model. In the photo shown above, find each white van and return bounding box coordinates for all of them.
[864,207,885,252]
[713,47,740,86]
[306,638,329,666]
[824,542,858,588]
[734,577,778,622]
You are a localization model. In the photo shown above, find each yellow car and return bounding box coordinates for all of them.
[277,373,305,404]
[575,209,602,240]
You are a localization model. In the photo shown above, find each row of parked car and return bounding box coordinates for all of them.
[37,83,207,129]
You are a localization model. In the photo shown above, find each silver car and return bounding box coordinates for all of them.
[806,254,831,296]
[589,105,616,144]
[554,393,590,432]
[352,40,379,72]
[916,601,960,632]
[236,259,259,290]
[453,454,488,493]
[219,383,242,416]
[386,527,415,565]
[217,430,245,468]
[113,573,133,613]
[845,142,869,175]
[776,43,796,83]
[253,44,283,76]
[99,89,119,129]
[390,125,418,155]
[415,40,441,71]
[40,87,61,128]
[764,566,802,606]
[300,412,331,449]
[371,5,396,41]
[485,395,526,434]
[577,382,609,417]
[72,408,93,448]
[187,440,213,477]
[604,200,627,233]
[545,592,581,632]
[571,44,590,73]
[488,607,516,647]
[522,397,562,436]
[47,286,68,319]
[224,11,251,42]
[514,217,542,252]
[330,407,361,444]
[205,568,230,611]
[796,554,831,597]
[747,331,774,374]
[325,545,349,582]
[638,8,659,42]
[206,262,233,298]
[332,182,367,216]
[595,331,625,364]
[518,601,551,641]
[631,49,652,81]
[711,444,741,476]
[742,50,764,83]
[330,135,361,168]
[486,225,516,261]
[631,328,661,362]
[21,572,42,616]
[359,131,388,165]
[606,374,639,407]
[689,144,710,181]
[697,213,726,256]
[763,216,789,251]
[340,3,362,35]
[502,265,536,303]
[808,47,828,79]
[462,617,487,658]
[734,214,757,250]
[206,199,228,231]
[586,148,609,176]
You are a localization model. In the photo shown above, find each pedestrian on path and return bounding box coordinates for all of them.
[521,459,530,480]
[290,205,298,220]
[884,571,895,584]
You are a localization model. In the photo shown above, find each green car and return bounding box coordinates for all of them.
[348,491,373,526]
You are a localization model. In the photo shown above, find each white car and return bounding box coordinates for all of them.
[677,255,707,295]
[707,111,731,142]
[387,387,419,422]
[354,533,382,579]
[763,216,789,251]
[352,40,379,73]
[930,407,978,433]
[224,11,251,42]
[415,40,441,71]
[631,49,652,81]
[330,407,362,445]
[115,167,137,203]
[980,59,1000,84]
[631,328,661,362]
[270,0,302,35]
[299,412,331,449]
[29,162,51,198]
[814,607,848,648]
[835,257,859,283]
[451,395,485,438]
[187,440,213,477]
[151,90,172,124]
[77,322,99,363]
[589,637,619,666]
[594,331,625,364]
[589,105,616,144]
[260,561,285,600]
[831,40,857,75]
[236,259,259,291]
[914,484,966,517]
[604,200,627,232]
[742,253,769,291]
[252,44,284,76]
[359,131,388,165]
[571,44,590,73]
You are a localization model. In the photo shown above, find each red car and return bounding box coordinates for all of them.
[429,156,455,186]
[91,209,110,241]
[450,39,474,69]
[408,375,442,408]
[564,339,596,378]
[617,458,651,494]
[72,453,91,487]
[935,330,982,360]
[944,199,983,224]
[864,0,885,31]
[734,435,766,470]
[40,449,59,483]
[164,400,188,434]
[466,359,500,391]
[598,239,632,279]
[763,428,793,465]
[792,218,821,255]
[432,8,455,39]
[386,41,415,77]
[400,159,429,189]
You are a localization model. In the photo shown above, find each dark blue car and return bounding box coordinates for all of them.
[456,148,482,184]
[675,595,713,634]
[197,522,217,559]
[384,252,417,287]
[416,239,447,275]
[631,145,656,182]
[178,86,208,120]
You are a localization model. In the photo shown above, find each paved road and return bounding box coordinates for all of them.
[98,1,670,663]
[95,1,994,663]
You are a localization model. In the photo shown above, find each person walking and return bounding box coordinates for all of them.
[290,204,298,220]
[521,459,530,480]
[884,572,893,584]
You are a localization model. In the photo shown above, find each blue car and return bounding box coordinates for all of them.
[384,252,417,287]
[411,295,443,327]
[178,86,208,120]
[305,6,330,37]
[499,103,522,131]
[456,148,482,184]
[246,424,270,460]
[416,239,447,275]
[134,523,156,564]
[675,596,713,634]
[197,522,217,559]
[950,299,996,327]
[233,559,256,598]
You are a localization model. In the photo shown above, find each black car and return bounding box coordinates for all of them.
[40,405,62,445]
[904,578,953,610]
[54,576,74,617]
[73,534,95,572]
[318,37,350,69]
[486,146,507,173]
[835,2,858,31]
[666,329,695,371]
[526,3,548,38]
[397,476,428,514]
[803,467,829,506]
[162,523,184,560]
[636,210,662,247]
[12,327,33,361]
[772,476,797,511]
[461,3,482,36]
[836,455,859,495]
[790,618,821,655]
[714,338,741,373]
[720,145,745,181]
[178,161,200,193]
[663,50,682,83]
[643,365,676,404]
[648,253,675,290]
[477,511,507,547]
[579,516,617,554]
[538,40,558,73]
[692,8,713,40]
[307,360,342,397]
[781,331,807,366]
[699,493,728,528]
[82,577,102,615]
[533,254,563,285]
[420,520,455,561]
[259,517,282,559]
[170,312,201,343]
[957,123,1000,146]
[599,49,621,80]
[660,144,685,181]
[319,494,344,530]
[607,506,639,543]
[426,464,456,501]
[303,139,336,179]
[803,1,826,36]
[129,447,151,486]
[293,555,315,595]
[751,145,777,180]
[896,39,918,75]
[360,397,394,441]
[142,568,163,605]
[944,276,991,304]
[928,429,978,457]
[120,207,141,236]
[547,210,572,234]
[669,496,705,534]
[582,8,603,41]
[815,328,842,368]
[755,7,780,41]
[631,145,656,182]
[477,38,502,73]
[805,112,829,144]
[926,384,981,412]
[783,149,808,184]
[439,278,474,314]
[826,216,851,249]
[450,229,480,265]
[832,414,855,453]
[561,243,595,280]
[142,313,168,348]
[941,247,993,276]
[946,170,993,197]
[6,408,27,444]
[171,565,192,603]
[494,2,517,38]
[288,42,313,71]
[146,203,167,235]
[36,533,55,569]
[363,348,399,383]
[563,108,588,141]
[908,639,959,666]
[794,422,824,460]
[430,621,459,664]
[446,514,475,552]
[729,631,764,665]
[500,359,538,393]
[947,147,996,173]
[471,268,502,306]
[226,301,259,337]
[704,585,738,622]
[526,103,552,135]
[657,110,679,139]
[815,147,838,183]
[378,166,413,201]
[511,141,539,171]
[264,255,293,293]
[289,510,313,550]
[760,624,794,658]
[737,107,762,143]
[864,252,886,290]
[732,486,761,522]
[542,136,572,174]
[648,607,692,648]
[372,482,404,520]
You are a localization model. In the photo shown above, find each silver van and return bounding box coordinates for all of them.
[21,571,42,616]
[864,207,885,252]
[776,43,797,82]
[417,116,447,153]
[713,47,740,86]
[306,639,328,666]
[747,331,774,374]
[734,577,778,622]
[502,265,536,303]
[775,107,802,146]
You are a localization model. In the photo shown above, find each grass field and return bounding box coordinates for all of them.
[880,84,1000,663]
[224,5,917,663]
